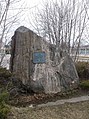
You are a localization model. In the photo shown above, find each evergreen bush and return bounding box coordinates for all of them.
[75,61,89,80]
[79,80,89,90]
[0,91,10,119]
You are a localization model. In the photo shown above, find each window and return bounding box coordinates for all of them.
[86,49,89,54]
[79,49,85,54]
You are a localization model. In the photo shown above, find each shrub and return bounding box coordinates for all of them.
[75,61,89,80]
[0,67,12,91]
[0,104,10,119]
[79,80,89,90]
[0,67,12,78]
[0,68,11,118]
[0,91,9,103]
[0,91,10,119]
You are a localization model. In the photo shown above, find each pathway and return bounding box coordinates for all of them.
[38,95,89,107]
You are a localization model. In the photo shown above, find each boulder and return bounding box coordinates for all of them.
[10,26,79,93]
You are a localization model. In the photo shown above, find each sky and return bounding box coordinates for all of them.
[15,0,44,26]
[10,0,70,36]
[10,0,88,29]
[1,0,55,44]
[20,0,43,27]
[7,0,44,38]
[2,0,89,44]
[11,0,60,29]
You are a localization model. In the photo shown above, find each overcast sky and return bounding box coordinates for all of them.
[13,0,60,27]
[8,0,44,35]
[20,0,43,27]
[11,0,85,30]
[6,0,89,44]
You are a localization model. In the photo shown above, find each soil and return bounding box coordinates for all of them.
[9,88,89,107]
[7,88,89,119]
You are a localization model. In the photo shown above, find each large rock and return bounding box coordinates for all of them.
[10,26,79,93]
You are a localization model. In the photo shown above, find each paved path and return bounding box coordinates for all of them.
[38,95,89,107]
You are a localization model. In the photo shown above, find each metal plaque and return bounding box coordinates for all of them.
[33,52,46,64]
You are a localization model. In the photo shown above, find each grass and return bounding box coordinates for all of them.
[8,101,89,119]
[79,80,89,90]
[0,91,10,119]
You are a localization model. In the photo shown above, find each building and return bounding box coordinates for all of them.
[71,45,89,62]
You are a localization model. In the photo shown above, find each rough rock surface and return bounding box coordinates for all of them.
[10,26,79,93]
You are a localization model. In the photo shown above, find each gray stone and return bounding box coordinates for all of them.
[10,26,79,94]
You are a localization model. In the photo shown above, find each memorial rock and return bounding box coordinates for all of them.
[10,26,79,93]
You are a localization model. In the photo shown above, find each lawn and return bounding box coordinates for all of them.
[8,101,89,119]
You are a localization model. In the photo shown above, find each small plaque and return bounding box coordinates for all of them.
[33,52,46,64]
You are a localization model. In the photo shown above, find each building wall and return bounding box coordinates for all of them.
[71,46,89,62]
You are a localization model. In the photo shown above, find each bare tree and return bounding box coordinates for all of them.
[29,0,88,61]
[0,0,23,66]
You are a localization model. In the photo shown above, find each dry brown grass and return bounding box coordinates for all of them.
[8,101,89,119]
